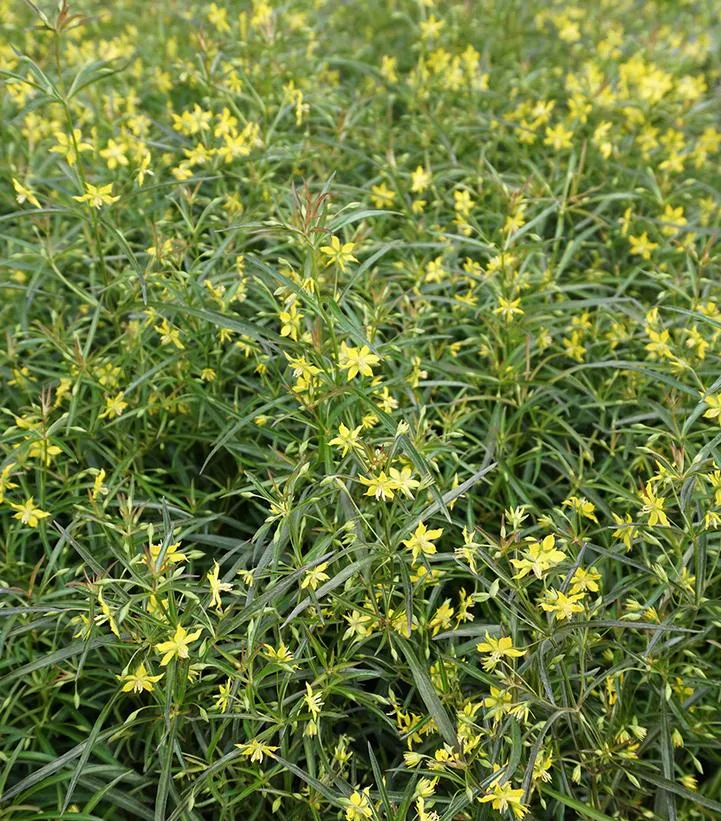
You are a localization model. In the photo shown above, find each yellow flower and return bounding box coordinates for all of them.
[72,183,120,209]
[90,468,107,501]
[660,203,687,237]
[147,540,186,573]
[343,609,373,640]
[0,463,19,504]
[540,589,585,621]
[403,521,443,563]
[214,678,232,711]
[207,560,233,609]
[703,393,721,425]
[345,789,373,821]
[117,662,164,694]
[380,54,398,83]
[12,178,40,208]
[628,232,658,260]
[99,138,129,170]
[679,774,697,791]
[235,738,278,763]
[370,182,396,207]
[475,633,526,670]
[454,189,474,216]
[208,2,231,32]
[569,566,602,594]
[543,122,573,150]
[639,482,669,527]
[493,296,523,322]
[10,497,50,527]
[419,14,444,40]
[305,682,324,716]
[262,641,296,665]
[359,471,398,501]
[562,495,598,523]
[154,318,185,349]
[50,129,93,165]
[511,534,566,579]
[428,599,454,635]
[411,165,431,193]
[97,587,120,638]
[611,512,637,550]
[478,779,527,818]
[154,624,203,666]
[483,686,513,721]
[389,465,421,499]
[278,302,303,340]
[99,392,128,419]
[320,235,358,272]
[338,342,380,379]
[301,561,330,590]
[329,422,364,456]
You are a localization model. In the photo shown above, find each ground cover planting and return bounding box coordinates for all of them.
[2,0,721,819]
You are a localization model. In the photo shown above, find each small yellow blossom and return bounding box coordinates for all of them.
[370,182,396,207]
[329,422,364,456]
[639,482,670,527]
[345,789,373,821]
[72,183,120,209]
[155,624,203,666]
[343,609,373,640]
[338,342,381,380]
[389,465,421,499]
[544,122,573,150]
[359,471,398,501]
[570,566,602,594]
[208,2,231,32]
[262,642,296,664]
[305,682,324,716]
[629,232,658,260]
[99,392,128,419]
[301,561,330,590]
[154,318,185,349]
[90,468,107,501]
[411,166,431,193]
[117,662,163,694]
[403,521,443,563]
[493,296,523,321]
[10,497,50,527]
[147,540,186,573]
[478,778,527,819]
[511,534,565,579]
[235,738,278,764]
[562,495,598,523]
[320,235,358,272]
[0,464,18,504]
[540,589,585,621]
[214,678,232,711]
[483,686,513,721]
[612,512,637,550]
[12,178,40,208]
[50,129,93,165]
[207,560,233,609]
[475,633,526,670]
[703,393,721,425]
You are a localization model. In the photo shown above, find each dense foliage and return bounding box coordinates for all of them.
[2,0,721,819]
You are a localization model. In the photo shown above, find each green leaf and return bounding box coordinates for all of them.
[393,638,458,748]
[541,786,616,821]
[633,771,721,813]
